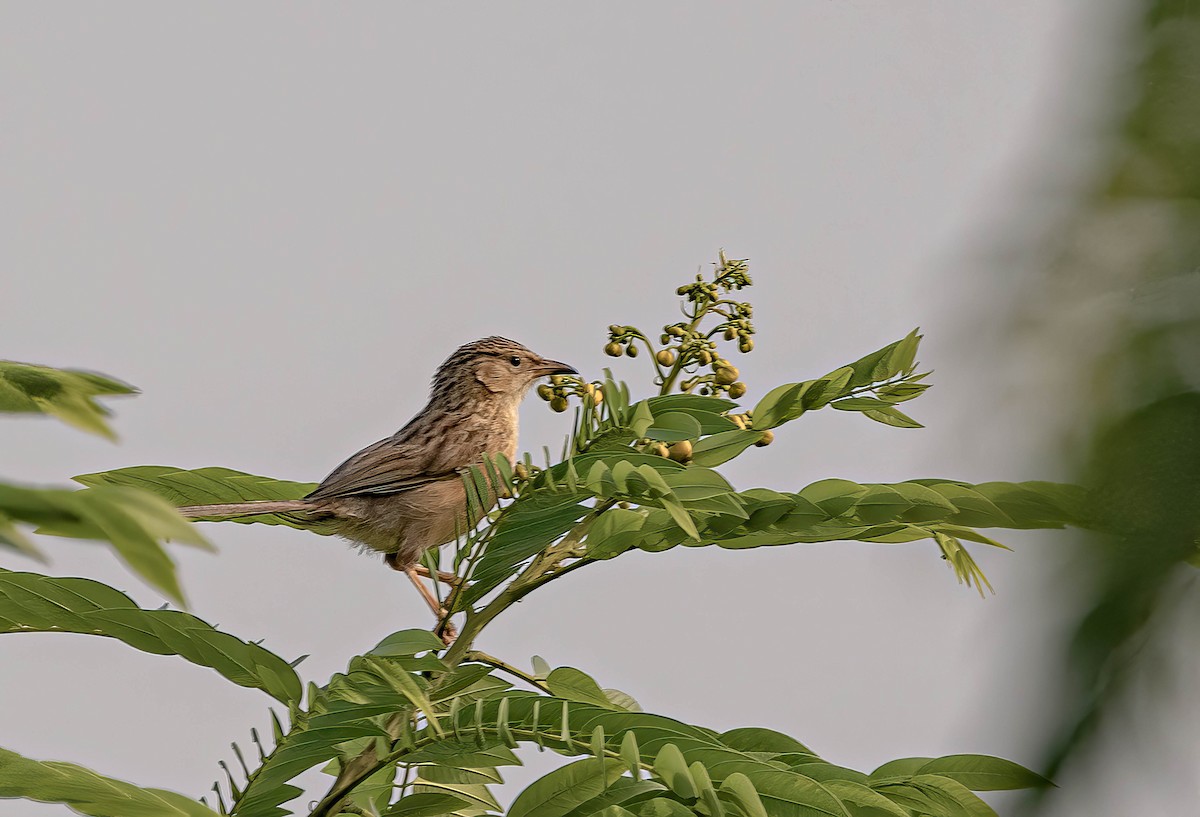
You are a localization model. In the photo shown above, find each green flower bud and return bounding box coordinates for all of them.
[550,396,569,413]
[655,349,676,366]
[668,440,693,463]
[724,326,737,340]
[536,384,554,401]
[755,430,775,447]
[728,381,747,399]
[714,366,739,385]
[739,338,754,353]
[625,344,639,358]
[604,342,623,357]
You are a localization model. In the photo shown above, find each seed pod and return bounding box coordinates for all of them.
[604,342,623,357]
[550,375,566,385]
[550,396,569,413]
[697,350,712,365]
[728,381,747,399]
[514,463,529,480]
[724,326,737,341]
[668,440,693,463]
[609,324,621,333]
[739,338,754,353]
[714,366,739,385]
[625,344,639,358]
[655,349,676,367]
[667,325,684,337]
[676,285,689,295]
[536,384,554,401]
[755,430,775,447]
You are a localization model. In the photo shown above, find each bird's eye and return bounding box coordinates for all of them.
[509,356,521,367]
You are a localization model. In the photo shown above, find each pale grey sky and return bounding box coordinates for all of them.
[3,3,1188,816]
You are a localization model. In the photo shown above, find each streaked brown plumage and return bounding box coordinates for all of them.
[177,337,575,639]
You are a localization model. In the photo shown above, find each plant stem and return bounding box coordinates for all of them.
[465,650,551,692]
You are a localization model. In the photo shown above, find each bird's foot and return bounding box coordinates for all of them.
[413,565,464,587]
[436,616,458,646]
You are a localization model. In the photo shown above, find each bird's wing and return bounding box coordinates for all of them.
[305,436,459,500]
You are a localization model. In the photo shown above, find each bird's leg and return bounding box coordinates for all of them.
[403,567,458,645]
[411,565,463,586]
[385,553,457,645]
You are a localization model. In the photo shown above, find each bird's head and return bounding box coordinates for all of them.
[432,336,576,406]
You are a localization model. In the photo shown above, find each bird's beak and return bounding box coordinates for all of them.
[534,359,578,377]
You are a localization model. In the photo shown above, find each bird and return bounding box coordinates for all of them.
[176,336,576,641]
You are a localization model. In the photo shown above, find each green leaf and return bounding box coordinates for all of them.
[0,746,218,817]
[740,770,849,817]
[563,777,665,817]
[363,656,444,736]
[410,774,500,812]
[0,513,43,561]
[466,491,591,603]
[630,401,655,438]
[876,381,931,403]
[718,773,769,817]
[869,758,933,780]
[637,799,695,817]
[0,571,302,703]
[369,629,447,657]
[508,758,626,817]
[846,330,922,389]
[653,745,698,800]
[646,394,738,414]
[913,755,1051,791]
[382,792,473,817]
[657,494,699,541]
[586,508,647,560]
[603,688,643,712]
[910,775,998,817]
[0,481,210,606]
[821,781,908,817]
[750,383,808,430]
[0,361,137,440]
[688,430,765,468]
[830,397,894,412]
[862,406,923,429]
[797,480,866,518]
[547,667,622,710]
[404,739,521,768]
[644,412,704,443]
[718,728,812,755]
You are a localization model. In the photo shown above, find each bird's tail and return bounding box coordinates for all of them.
[176,500,313,519]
